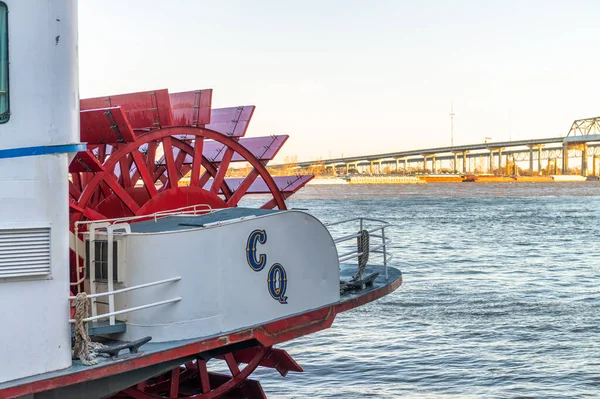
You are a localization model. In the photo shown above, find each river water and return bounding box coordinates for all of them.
[245,182,600,398]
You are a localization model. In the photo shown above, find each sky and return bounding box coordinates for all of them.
[79,0,600,163]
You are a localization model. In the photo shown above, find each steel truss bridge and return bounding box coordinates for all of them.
[275,116,600,176]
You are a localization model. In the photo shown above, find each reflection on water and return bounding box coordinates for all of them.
[241,182,600,398]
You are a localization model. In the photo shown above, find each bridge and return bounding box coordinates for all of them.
[274,116,600,176]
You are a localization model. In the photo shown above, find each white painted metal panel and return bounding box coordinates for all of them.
[115,211,340,343]
[0,0,78,383]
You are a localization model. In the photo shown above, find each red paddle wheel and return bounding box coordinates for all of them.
[67,89,312,398]
[69,89,312,283]
[110,347,302,399]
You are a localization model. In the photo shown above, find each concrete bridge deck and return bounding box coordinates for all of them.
[272,116,600,176]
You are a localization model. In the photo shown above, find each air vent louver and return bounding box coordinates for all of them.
[0,228,51,279]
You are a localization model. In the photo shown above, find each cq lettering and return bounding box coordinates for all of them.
[245,230,288,304]
[268,263,288,304]
[246,229,267,271]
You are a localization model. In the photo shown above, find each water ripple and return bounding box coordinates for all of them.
[241,183,600,398]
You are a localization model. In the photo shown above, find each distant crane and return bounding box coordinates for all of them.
[450,103,455,172]
[449,103,455,148]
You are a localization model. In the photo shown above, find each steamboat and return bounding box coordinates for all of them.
[0,2,402,398]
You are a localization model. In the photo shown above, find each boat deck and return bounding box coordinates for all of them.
[0,265,401,399]
[129,208,279,233]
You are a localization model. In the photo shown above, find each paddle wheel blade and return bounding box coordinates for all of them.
[217,347,303,377]
[185,135,289,164]
[80,107,137,144]
[81,89,174,130]
[170,89,213,127]
[218,175,314,195]
[68,150,104,173]
[205,106,255,137]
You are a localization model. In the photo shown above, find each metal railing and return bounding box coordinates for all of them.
[71,204,213,289]
[69,276,182,324]
[325,217,395,279]
[69,205,201,324]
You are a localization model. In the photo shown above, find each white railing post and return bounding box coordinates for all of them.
[88,224,97,318]
[74,224,80,292]
[106,223,132,326]
[382,227,388,280]
[106,227,115,325]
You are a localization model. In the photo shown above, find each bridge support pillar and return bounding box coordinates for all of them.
[581,143,588,176]
[529,148,534,176]
[538,147,542,175]
[431,156,437,174]
[562,143,569,175]
[453,153,458,173]
[497,149,503,174]
[488,150,494,173]
[462,151,468,173]
[395,159,400,173]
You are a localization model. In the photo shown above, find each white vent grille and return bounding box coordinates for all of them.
[0,228,51,279]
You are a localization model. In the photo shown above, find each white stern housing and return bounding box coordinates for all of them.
[0,0,80,383]
[89,210,341,343]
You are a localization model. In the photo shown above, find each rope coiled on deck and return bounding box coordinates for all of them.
[72,292,107,366]
[356,229,369,281]
[340,229,370,294]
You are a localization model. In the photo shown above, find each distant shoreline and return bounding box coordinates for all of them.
[306,174,597,185]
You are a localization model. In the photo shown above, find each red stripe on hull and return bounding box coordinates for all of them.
[0,274,402,399]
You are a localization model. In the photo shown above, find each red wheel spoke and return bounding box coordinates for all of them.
[190,137,204,187]
[210,148,234,195]
[69,180,82,200]
[226,168,259,207]
[84,208,107,222]
[174,149,187,175]
[152,165,166,184]
[104,175,141,215]
[146,141,158,175]
[97,145,107,164]
[261,193,289,210]
[131,150,158,197]
[99,180,113,200]
[198,171,212,189]
[72,173,83,192]
[119,157,132,188]
[197,359,211,394]
[69,203,107,221]
[169,367,180,398]
[224,353,240,376]
[90,189,102,208]
[162,137,179,189]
